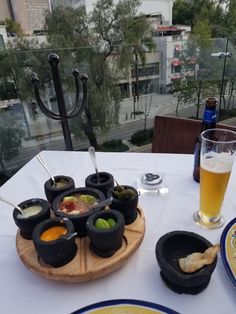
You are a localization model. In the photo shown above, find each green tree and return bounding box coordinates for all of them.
[224,0,236,36]
[44,0,154,149]
[172,79,191,116]
[172,0,232,38]
[175,36,219,119]
[0,38,54,143]
[45,6,88,51]
[1,38,50,102]
[172,0,193,26]
[0,114,24,174]
[192,20,212,46]
[2,18,24,36]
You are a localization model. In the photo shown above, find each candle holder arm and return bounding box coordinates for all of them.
[31,72,61,120]
[68,73,88,119]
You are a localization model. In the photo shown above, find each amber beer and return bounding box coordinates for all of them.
[199,157,231,221]
[193,128,236,229]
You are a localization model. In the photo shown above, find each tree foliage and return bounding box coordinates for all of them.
[173,0,236,38]
[1,18,24,36]
[0,113,24,173]
[44,0,154,148]
[173,36,220,118]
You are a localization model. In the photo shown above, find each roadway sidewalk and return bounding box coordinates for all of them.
[122,107,236,153]
[220,117,236,126]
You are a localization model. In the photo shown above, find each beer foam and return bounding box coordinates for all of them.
[201,153,232,173]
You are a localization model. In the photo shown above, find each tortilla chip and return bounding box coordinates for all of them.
[178,244,220,273]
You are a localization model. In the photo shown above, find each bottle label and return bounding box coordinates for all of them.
[203,109,217,123]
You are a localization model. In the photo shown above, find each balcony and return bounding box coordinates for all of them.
[1,37,236,186]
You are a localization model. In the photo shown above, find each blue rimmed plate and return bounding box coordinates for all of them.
[220,217,236,288]
[71,299,180,314]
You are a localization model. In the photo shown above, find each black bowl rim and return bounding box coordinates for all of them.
[86,209,125,233]
[44,175,75,191]
[85,172,114,190]
[86,172,114,180]
[155,230,217,280]
[108,185,139,199]
[51,187,106,219]
[13,198,50,220]
[32,217,75,245]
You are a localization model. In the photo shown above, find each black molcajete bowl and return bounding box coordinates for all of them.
[85,172,114,197]
[52,187,105,237]
[86,209,125,257]
[44,175,75,205]
[108,185,138,225]
[13,198,50,240]
[32,217,77,268]
[155,231,217,295]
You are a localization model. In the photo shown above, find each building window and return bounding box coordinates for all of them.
[119,83,130,99]
[0,82,17,100]
[171,65,181,74]
[131,63,159,78]
[139,79,159,95]
[30,101,38,117]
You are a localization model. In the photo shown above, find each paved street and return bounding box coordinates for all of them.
[4,92,236,173]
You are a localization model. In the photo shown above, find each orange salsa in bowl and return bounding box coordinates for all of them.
[40,226,67,241]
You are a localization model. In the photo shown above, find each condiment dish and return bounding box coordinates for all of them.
[44,175,75,204]
[32,217,77,267]
[13,198,50,240]
[85,171,114,197]
[52,187,106,237]
[108,185,139,224]
[155,230,218,294]
[86,209,125,257]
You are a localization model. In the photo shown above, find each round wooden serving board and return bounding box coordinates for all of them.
[16,208,145,282]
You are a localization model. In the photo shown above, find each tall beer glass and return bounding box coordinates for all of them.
[193,128,236,229]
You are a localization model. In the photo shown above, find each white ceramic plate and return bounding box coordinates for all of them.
[220,217,236,288]
[72,299,180,314]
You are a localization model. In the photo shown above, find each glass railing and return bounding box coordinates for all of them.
[1,37,236,185]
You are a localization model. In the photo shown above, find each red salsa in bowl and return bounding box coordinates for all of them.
[59,194,98,215]
[52,187,105,237]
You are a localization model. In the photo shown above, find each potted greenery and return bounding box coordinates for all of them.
[108,183,139,225]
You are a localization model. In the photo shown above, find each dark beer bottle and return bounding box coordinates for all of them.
[193,98,217,182]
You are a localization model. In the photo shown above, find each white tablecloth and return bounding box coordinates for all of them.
[0,151,235,314]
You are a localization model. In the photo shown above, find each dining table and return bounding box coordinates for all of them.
[0,150,235,314]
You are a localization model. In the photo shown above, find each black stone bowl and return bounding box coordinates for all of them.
[108,185,138,225]
[86,209,125,257]
[52,187,105,237]
[155,231,217,295]
[13,198,50,240]
[32,217,77,268]
[85,172,114,197]
[44,175,75,205]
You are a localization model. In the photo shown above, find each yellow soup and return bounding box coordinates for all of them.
[40,226,67,241]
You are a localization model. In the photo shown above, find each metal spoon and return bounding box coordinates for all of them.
[91,197,113,210]
[37,153,56,188]
[88,146,100,183]
[62,232,78,241]
[0,196,23,214]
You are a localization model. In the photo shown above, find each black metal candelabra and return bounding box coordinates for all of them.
[31,53,88,151]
